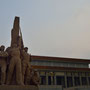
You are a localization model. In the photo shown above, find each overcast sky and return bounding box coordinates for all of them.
[0,0,90,59]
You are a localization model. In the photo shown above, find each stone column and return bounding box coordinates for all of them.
[80,73,82,86]
[46,72,48,85]
[86,73,89,86]
[54,74,57,85]
[87,76,89,86]
[72,72,75,87]
[51,76,53,85]
[64,72,67,88]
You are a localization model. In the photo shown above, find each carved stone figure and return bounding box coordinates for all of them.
[30,70,40,87]
[24,67,40,86]
[21,47,31,83]
[6,44,23,85]
[0,45,8,85]
[24,66,31,85]
[0,16,40,87]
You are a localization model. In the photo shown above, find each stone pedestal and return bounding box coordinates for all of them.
[0,85,39,90]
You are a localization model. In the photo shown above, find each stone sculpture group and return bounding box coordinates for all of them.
[0,17,40,86]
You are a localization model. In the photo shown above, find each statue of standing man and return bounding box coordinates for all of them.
[0,45,8,85]
[6,44,23,85]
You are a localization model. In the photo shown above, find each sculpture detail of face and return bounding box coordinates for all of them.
[24,47,28,52]
[0,45,5,51]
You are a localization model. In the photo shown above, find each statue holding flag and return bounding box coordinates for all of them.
[4,16,40,86]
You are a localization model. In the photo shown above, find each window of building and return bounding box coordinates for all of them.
[48,76,51,85]
[74,77,80,86]
[88,77,90,85]
[67,76,73,87]
[40,76,46,85]
[81,77,87,85]
[48,76,55,85]
[56,76,65,87]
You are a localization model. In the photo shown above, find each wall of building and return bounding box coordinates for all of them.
[31,56,90,88]
[31,60,88,68]
[38,70,90,88]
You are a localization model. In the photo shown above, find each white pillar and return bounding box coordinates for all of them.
[72,72,75,87]
[65,72,67,88]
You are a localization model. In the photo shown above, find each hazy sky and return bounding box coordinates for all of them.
[0,0,90,59]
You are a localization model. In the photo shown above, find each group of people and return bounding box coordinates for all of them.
[0,44,40,86]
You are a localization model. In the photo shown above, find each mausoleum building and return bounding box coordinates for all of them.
[31,55,90,88]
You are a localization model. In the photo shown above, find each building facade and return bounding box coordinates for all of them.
[31,55,90,88]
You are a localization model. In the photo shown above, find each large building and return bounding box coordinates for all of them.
[31,55,90,88]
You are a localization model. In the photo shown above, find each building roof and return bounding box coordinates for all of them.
[31,55,90,63]
[32,65,90,72]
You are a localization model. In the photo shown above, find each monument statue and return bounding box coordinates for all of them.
[30,70,40,87]
[6,44,23,85]
[0,16,40,87]
[0,45,8,85]
[21,47,31,84]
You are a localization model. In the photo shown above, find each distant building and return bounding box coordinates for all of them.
[31,55,90,88]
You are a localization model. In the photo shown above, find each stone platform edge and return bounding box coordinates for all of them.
[0,85,39,90]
